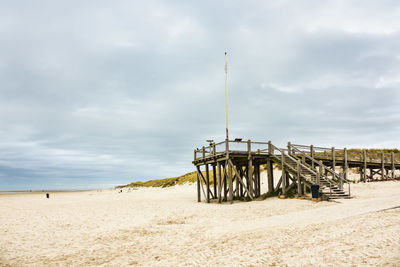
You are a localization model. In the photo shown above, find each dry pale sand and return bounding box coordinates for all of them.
[1,180,400,267]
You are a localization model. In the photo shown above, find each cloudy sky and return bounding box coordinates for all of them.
[1,1,399,190]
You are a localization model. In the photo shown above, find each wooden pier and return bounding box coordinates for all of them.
[192,140,400,203]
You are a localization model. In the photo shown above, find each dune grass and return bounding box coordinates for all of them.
[116,170,214,188]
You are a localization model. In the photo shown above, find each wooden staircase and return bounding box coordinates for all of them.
[269,143,351,200]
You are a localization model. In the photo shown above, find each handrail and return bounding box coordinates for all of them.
[270,143,319,184]
[290,144,351,196]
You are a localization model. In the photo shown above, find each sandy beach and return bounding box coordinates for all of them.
[1,180,400,266]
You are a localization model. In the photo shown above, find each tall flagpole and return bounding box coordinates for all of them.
[225,52,229,141]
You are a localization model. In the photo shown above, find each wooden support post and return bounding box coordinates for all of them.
[297,160,301,197]
[257,164,261,196]
[392,152,395,179]
[332,147,335,172]
[363,150,367,182]
[319,160,323,185]
[281,150,286,195]
[248,140,253,198]
[197,166,201,202]
[267,158,274,193]
[213,164,217,199]
[239,165,244,197]
[235,164,239,198]
[267,141,274,194]
[310,145,315,169]
[287,142,291,156]
[381,151,385,180]
[217,162,222,203]
[205,163,210,203]
[343,148,347,190]
[223,163,227,201]
[228,161,233,203]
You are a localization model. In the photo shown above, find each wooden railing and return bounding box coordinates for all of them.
[194,140,269,161]
[289,143,350,196]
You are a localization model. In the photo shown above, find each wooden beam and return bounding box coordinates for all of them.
[196,166,207,201]
[217,162,222,203]
[381,151,385,180]
[228,159,253,199]
[213,164,217,199]
[198,169,215,199]
[274,176,282,192]
[332,147,335,172]
[363,150,367,182]
[267,158,274,194]
[343,148,347,190]
[196,166,201,202]
[248,140,254,198]
[297,159,301,197]
[281,151,286,194]
[223,163,227,201]
[228,160,233,203]
[310,145,314,169]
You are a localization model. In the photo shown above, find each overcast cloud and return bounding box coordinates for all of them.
[1,0,399,190]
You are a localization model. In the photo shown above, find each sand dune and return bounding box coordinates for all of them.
[1,181,399,266]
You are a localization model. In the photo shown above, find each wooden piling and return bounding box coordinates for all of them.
[363,150,367,182]
[205,163,210,203]
[197,169,201,202]
[248,140,253,198]
[297,159,301,197]
[392,152,395,179]
[310,145,314,169]
[228,161,233,203]
[281,150,286,195]
[381,151,385,180]
[343,148,347,190]
[217,162,222,203]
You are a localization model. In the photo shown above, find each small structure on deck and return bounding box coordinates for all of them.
[192,139,400,203]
